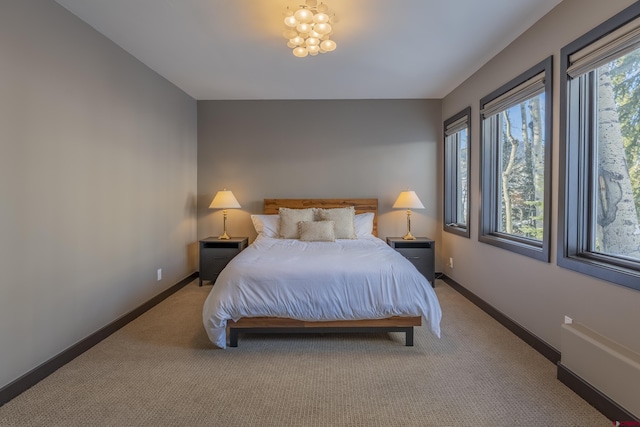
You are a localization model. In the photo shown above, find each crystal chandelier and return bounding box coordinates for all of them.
[283,0,337,58]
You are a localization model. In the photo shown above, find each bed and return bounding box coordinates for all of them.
[202,198,442,348]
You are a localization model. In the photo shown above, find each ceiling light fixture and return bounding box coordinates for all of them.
[283,0,338,58]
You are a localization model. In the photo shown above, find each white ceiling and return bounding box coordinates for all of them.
[54,0,562,100]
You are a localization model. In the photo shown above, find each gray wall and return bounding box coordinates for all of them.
[0,0,198,389]
[197,100,442,248]
[441,0,640,356]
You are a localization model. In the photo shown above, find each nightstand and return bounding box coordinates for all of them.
[387,237,435,287]
[199,237,248,286]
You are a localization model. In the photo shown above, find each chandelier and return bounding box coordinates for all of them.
[283,0,337,58]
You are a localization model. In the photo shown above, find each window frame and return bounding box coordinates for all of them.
[558,2,640,291]
[479,56,553,262]
[444,107,471,238]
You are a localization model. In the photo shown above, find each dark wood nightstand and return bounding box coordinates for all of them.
[386,237,435,287]
[198,237,248,286]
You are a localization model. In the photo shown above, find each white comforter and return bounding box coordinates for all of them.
[202,234,442,348]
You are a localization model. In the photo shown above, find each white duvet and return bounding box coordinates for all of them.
[202,234,442,348]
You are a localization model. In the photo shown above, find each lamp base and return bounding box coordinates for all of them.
[218,210,231,239]
[403,209,416,240]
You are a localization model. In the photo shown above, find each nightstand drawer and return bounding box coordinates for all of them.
[201,247,241,258]
[395,247,429,259]
[203,255,235,271]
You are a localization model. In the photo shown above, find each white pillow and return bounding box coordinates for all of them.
[279,208,315,239]
[316,207,357,239]
[298,220,336,242]
[354,212,375,238]
[250,214,279,238]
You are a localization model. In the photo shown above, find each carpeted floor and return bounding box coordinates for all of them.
[0,280,610,426]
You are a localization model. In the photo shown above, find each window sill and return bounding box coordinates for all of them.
[558,253,640,291]
[479,232,549,262]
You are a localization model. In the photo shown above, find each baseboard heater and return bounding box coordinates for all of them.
[560,322,640,419]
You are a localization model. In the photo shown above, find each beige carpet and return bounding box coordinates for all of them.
[0,280,610,426]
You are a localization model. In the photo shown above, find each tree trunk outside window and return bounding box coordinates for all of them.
[597,69,640,256]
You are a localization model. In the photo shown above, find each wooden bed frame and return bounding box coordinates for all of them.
[226,198,422,347]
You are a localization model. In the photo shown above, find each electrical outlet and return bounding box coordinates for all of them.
[564,315,573,324]
[449,257,454,269]
[157,268,162,281]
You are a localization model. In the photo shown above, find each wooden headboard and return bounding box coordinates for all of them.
[263,198,378,237]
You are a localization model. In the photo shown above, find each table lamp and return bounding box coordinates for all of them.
[392,190,425,240]
[209,189,241,239]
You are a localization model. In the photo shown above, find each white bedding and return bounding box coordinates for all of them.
[202,234,442,348]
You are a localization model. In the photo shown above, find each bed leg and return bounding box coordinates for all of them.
[229,329,238,347]
[405,328,414,346]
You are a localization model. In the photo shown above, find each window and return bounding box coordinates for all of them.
[479,57,552,261]
[444,107,471,238]
[559,3,640,291]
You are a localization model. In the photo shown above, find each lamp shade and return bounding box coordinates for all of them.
[392,190,425,209]
[209,189,241,209]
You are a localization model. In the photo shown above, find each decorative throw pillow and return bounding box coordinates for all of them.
[250,214,279,238]
[354,212,375,238]
[316,207,357,239]
[298,220,336,242]
[279,208,315,239]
